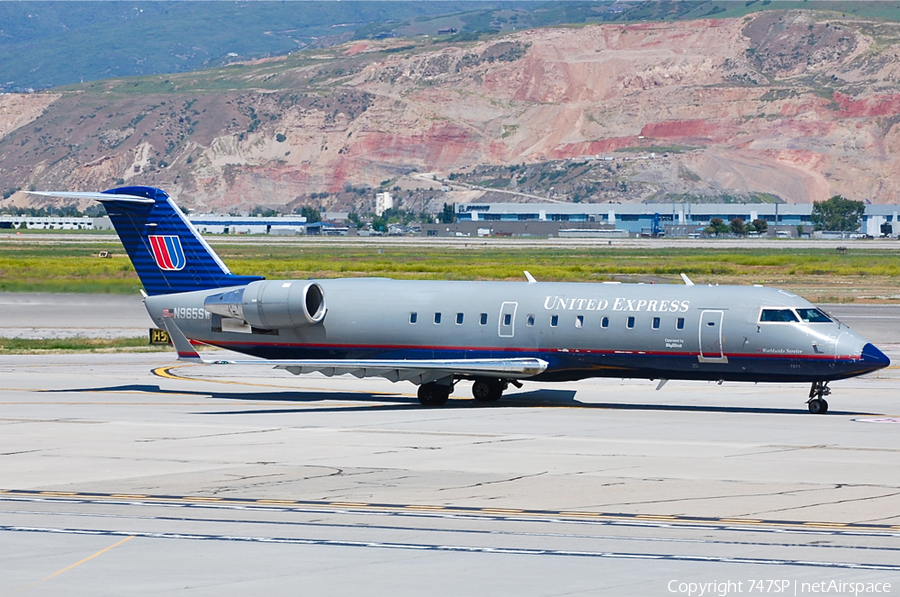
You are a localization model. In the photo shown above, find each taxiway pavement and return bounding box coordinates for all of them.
[2,342,899,594]
[0,293,147,339]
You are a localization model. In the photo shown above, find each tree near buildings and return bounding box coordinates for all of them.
[729,218,745,236]
[751,218,767,234]
[811,195,865,232]
[300,206,321,223]
[439,203,455,224]
[704,217,729,237]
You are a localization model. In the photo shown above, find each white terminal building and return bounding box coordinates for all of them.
[187,215,307,235]
[0,214,359,236]
[451,203,900,238]
[0,215,309,234]
[0,216,100,230]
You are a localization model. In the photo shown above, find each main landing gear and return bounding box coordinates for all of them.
[417,382,451,407]
[417,378,518,406]
[472,378,507,402]
[807,381,831,414]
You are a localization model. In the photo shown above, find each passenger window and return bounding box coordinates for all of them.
[456,313,464,325]
[575,315,584,328]
[601,316,609,329]
[627,316,635,329]
[652,317,660,330]
[551,315,559,327]
[796,308,832,323]
[434,312,442,324]
[409,312,417,324]
[480,313,488,326]
[760,309,799,323]
[526,314,535,326]
[676,317,684,330]
[504,313,512,326]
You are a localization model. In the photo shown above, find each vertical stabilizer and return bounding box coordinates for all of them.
[30,186,263,295]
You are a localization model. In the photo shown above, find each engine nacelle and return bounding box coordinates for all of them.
[204,280,326,329]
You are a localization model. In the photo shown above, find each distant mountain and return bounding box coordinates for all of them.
[3,1,898,91]
[0,1,537,91]
[1,6,900,214]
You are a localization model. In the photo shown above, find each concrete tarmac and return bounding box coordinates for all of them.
[2,341,900,595]
[0,293,148,339]
[2,297,900,594]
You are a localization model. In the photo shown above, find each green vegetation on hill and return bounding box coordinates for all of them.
[0,1,526,91]
[4,1,898,92]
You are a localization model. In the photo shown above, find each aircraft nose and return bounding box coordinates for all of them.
[861,343,890,369]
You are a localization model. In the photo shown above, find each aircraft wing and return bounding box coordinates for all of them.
[162,318,547,385]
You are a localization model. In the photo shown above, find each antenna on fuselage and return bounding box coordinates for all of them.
[680,273,694,286]
[524,271,537,283]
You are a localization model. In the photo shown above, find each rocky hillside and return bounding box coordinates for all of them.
[1,9,899,214]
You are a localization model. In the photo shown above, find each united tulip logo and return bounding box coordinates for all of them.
[149,235,186,271]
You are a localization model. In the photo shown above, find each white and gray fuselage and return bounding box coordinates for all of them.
[145,278,887,384]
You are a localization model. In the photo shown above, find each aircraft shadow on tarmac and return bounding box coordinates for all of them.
[43,385,875,416]
[486,389,873,416]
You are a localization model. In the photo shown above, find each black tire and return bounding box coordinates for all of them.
[472,379,503,402]
[418,383,450,406]
[808,398,827,414]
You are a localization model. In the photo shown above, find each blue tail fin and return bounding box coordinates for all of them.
[97,186,263,295]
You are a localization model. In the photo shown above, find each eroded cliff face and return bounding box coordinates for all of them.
[1,10,899,212]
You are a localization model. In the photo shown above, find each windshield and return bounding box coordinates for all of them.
[795,308,833,323]
[759,308,799,323]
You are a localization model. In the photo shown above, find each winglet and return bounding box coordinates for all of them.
[680,273,694,286]
[161,317,204,363]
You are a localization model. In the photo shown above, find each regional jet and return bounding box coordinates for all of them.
[30,186,890,413]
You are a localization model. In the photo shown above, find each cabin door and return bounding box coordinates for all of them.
[699,310,727,362]
[498,301,518,338]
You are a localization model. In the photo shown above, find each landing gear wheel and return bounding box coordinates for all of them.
[472,379,505,402]
[808,398,829,414]
[417,382,450,406]
[807,381,832,414]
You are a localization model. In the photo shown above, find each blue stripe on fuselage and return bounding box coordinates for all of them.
[200,340,877,383]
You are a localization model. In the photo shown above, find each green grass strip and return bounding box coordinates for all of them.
[0,337,172,354]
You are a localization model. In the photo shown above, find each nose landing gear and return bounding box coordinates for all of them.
[807,381,830,414]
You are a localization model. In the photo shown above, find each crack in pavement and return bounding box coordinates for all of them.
[437,471,549,491]
[136,428,282,442]
[744,488,900,520]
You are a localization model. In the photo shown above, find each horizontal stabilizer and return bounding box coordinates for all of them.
[27,191,154,204]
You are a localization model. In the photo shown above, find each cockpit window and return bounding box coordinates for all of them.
[759,308,799,323]
[795,308,832,323]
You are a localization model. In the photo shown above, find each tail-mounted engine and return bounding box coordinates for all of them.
[204,280,326,329]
